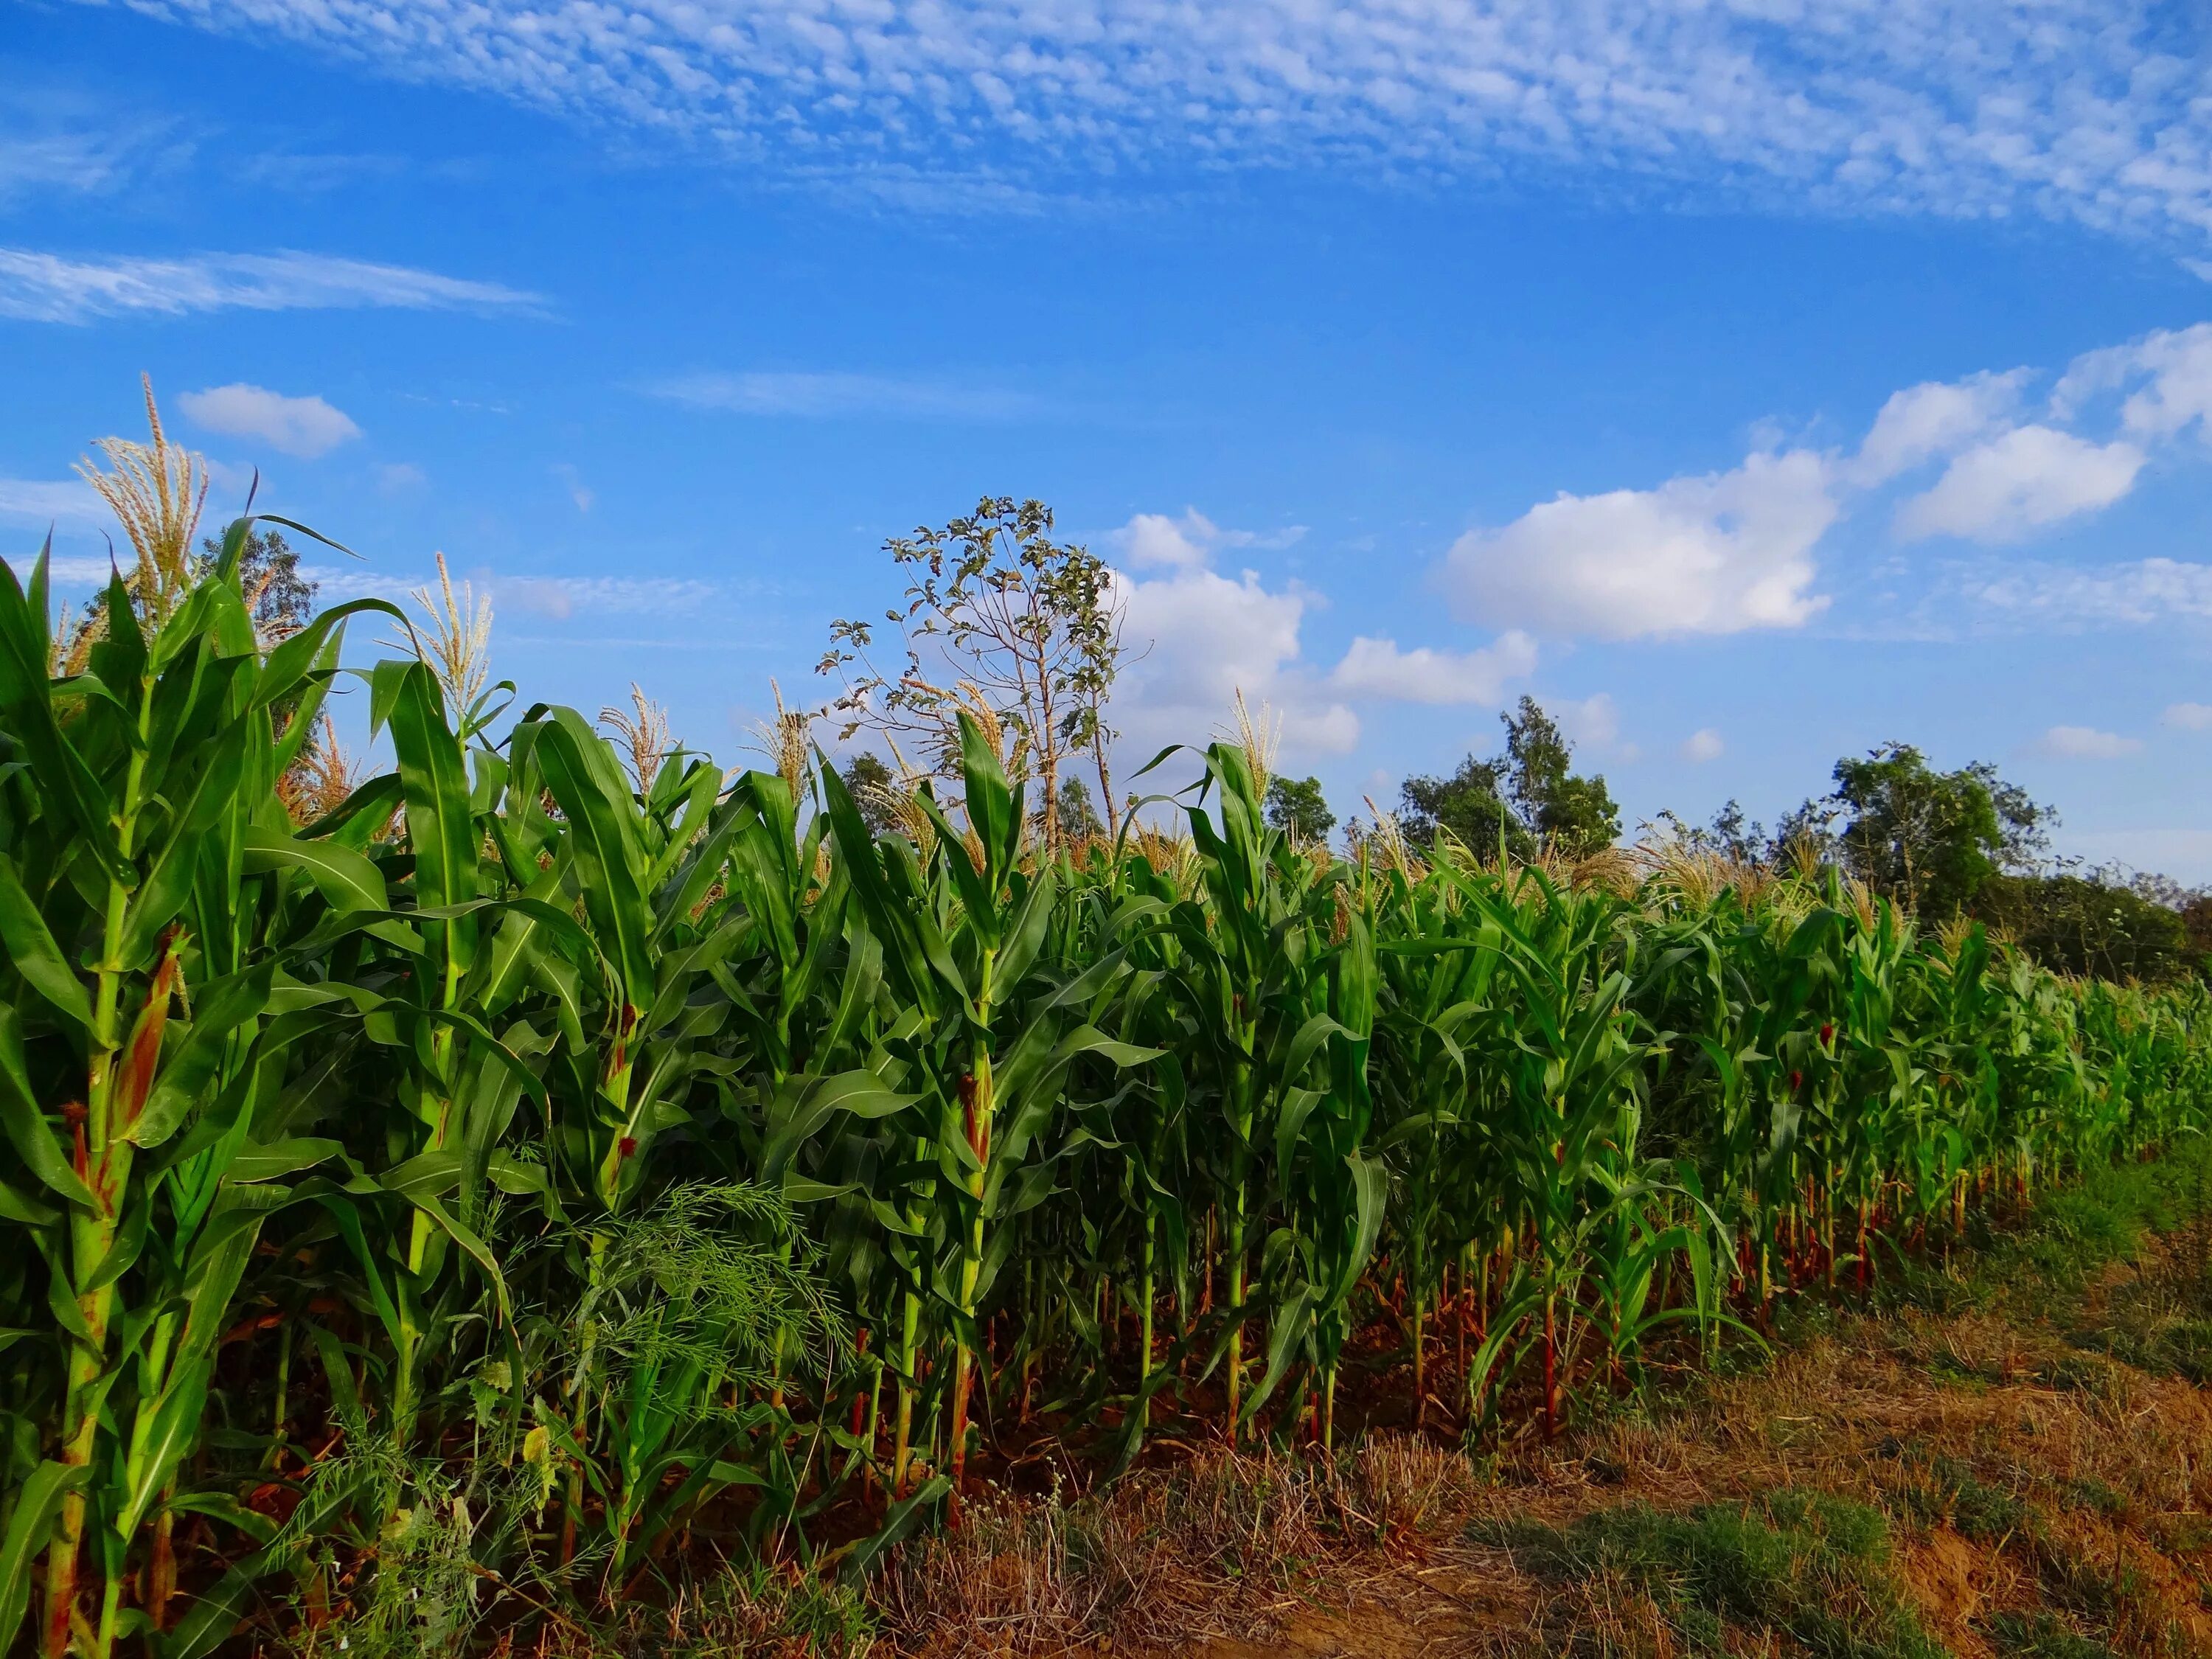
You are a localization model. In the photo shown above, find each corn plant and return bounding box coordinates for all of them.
[2,518,2209,1657]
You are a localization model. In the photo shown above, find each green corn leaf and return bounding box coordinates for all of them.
[225,1137,342,1184]
[129,961,275,1148]
[241,825,386,912]
[0,850,90,1029]
[0,1460,88,1655]
[1239,1283,1317,1425]
[533,709,654,995]
[0,1174,56,1227]
[113,1356,214,1540]
[0,1006,91,1206]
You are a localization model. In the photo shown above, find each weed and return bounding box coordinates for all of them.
[1472,1488,1941,1659]
[1988,1610,2120,1658]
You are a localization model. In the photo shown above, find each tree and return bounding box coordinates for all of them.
[1398,754,1527,862]
[1060,560,1133,842]
[199,524,318,644]
[1054,776,1105,845]
[1502,697,1620,855]
[1397,696,1618,860]
[819,497,1124,855]
[840,753,902,838]
[1976,869,2190,983]
[1801,742,2046,917]
[1651,799,1768,863]
[1265,773,1335,847]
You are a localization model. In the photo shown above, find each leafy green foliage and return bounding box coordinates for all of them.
[1976,872,2192,984]
[1792,741,2047,916]
[1397,695,1618,858]
[1263,773,1334,846]
[838,751,900,836]
[199,525,318,641]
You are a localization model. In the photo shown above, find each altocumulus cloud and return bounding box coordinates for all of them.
[180,384,362,459]
[647,371,1041,421]
[114,0,2212,249]
[0,248,544,323]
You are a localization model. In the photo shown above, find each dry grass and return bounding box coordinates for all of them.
[876,1437,1474,1657]
[868,1158,2212,1659]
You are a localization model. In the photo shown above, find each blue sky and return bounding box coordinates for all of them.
[10,0,2212,874]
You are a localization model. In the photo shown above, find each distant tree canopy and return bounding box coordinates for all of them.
[1265,774,1335,846]
[1054,776,1105,844]
[1975,872,2193,985]
[199,526,318,643]
[1398,696,1618,859]
[1787,742,2047,917]
[1652,799,1771,865]
[838,753,901,838]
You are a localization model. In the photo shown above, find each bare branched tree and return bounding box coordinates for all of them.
[819,498,1124,856]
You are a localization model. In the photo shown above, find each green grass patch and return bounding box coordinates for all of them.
[1986,1610,2120,1659]
[1470,1487,1939,1658]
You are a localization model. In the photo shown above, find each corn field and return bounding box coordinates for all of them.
[3,525,2209,1658]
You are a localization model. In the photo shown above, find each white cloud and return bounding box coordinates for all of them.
[2163,702,2212,730]
[377,462,427,493]
[1113,563,1357,759]
[116,1,2212,250]
[1444,449,1834,640]
[1679,728,1724,763]
[178,383,362,459]
[1546,693,1620,752]
[1328,630,1536,705]
[1096,511,1353,761]
[1895,426,2144,543]
[296,565,723,615]
[0,131,170,208]
[553,464,593,513]
[0,479,104,524]
[647,371,1039,421]
[1972,557,2212,627]
[1104,509,1532,760]
[490,573,720,619]
[2054,324,2212,440]
[1109,509,1306,571]
[2033,725,2144,761]
[0,553,123,586]
[1848,370,2027,485]
[1116,510,1219,571]
[0,248,543,324]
